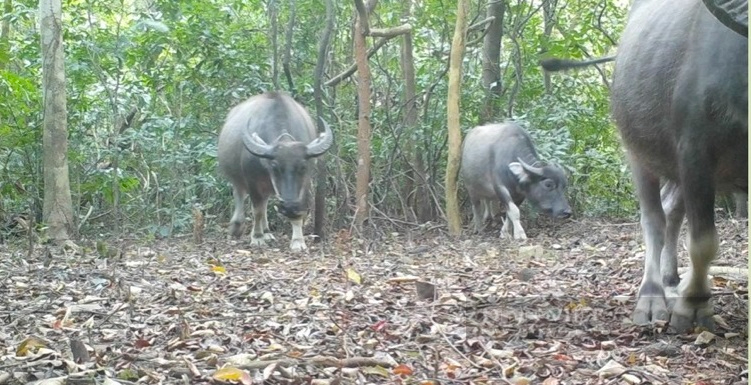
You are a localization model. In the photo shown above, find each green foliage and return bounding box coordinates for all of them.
[0,0,637,237]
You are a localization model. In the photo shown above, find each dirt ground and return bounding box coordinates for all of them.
[0,215,747,385]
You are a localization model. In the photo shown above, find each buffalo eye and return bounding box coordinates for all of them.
[542,180,555,190]
[270,160,280,170]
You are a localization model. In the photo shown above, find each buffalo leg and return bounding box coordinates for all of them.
[483,200,498,226]
[229,187,247,238]
[734,192,747,218]
[249,193,272,247]
[660,182,683,290]
[670,152,717,332]
[289,217,307,251]
[470,197,486,233]
[631,161,669,325]
[258,200,275,241]
[502,202,526,240]
[494,185,525,240]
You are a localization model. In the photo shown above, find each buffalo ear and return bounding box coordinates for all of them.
[508,162,532,185]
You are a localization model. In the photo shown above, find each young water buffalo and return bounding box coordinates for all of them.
[217,92,333,251]
[542,0,747,332]
[460,122,572,239]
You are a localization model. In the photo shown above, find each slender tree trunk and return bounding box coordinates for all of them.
[353,0,373,228]
[313,0,334,241]
[400,0,420,222]
[481,0,505,123]
[445,0,469,236]
[269,0,280,89]
[282,0,296,93]
[542,0,556,94]
[40,0,75,241]
[1,0,10,67]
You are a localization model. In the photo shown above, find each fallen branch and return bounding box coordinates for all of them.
[678,266,747,279]
[237,356,395,370]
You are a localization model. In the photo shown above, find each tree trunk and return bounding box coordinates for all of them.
[481,0,505,123]
[400,0,420,222]
[40,0,75,241]
[445,0,469,236]
[542,0,556,94]
[282,0,296,93]
[353,0,373,229]
[269,0,280,89]
[313,0,334,241]
[1,0,10,70]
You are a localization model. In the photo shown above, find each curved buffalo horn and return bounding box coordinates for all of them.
[517,157,544,177]
[305,117,334,158]
[242,118,275,159]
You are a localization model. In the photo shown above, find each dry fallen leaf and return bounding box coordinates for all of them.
[31,377,67,385]
[346,268,362,284]
[16,336,47,357]
[362,366,390,377]
[510,376,531,385]
[415,281,436,300]
[225,353,258,366]
[596,360,626,379]
[392,364,413,376]
[213,366,252,384]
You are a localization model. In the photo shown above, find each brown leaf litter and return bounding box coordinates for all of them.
[0,217,746,384]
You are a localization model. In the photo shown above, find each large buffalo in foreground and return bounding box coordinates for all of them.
[460,122,572,239]
[542,0,747,332]
[217,92,333,251]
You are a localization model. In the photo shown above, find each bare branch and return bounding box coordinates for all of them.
[467,16,494,32]
[370,23,411,37]
[325,36,390,87]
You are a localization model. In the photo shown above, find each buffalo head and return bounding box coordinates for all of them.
[509,157,572,219]
[242,117,334,219]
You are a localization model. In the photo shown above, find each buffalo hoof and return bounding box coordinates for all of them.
[263,232,276,241]
[290,238,307,251]
[250,236,268,247]
[669,297,714,333]
[632,295,670,325]
[229,222,244,238]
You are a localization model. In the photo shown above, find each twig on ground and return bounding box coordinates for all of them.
[236,356,396,370]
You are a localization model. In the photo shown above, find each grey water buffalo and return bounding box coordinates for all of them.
[217,91,333,251]
[542,0,747,331]
[460,122,572,239]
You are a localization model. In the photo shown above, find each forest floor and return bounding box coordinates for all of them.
[0,215,747,385]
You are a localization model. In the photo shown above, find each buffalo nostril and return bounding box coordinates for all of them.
[280,202,304,218]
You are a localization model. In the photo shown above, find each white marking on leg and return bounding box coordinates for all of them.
[499,215,510,238]
[660,184,684,289]
[629,162,668,324]
[289,217,307,251]
[671,227,718,331]
[506,202,527,240]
